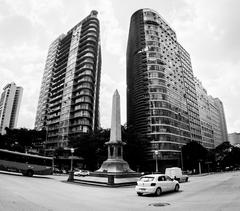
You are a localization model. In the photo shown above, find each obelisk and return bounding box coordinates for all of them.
[96,90,134,173]
[109,90,122,143]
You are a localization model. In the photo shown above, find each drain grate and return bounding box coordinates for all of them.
[149,202,170,207]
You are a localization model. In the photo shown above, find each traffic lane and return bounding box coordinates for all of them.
[0,171,240,211]
[0,171,183,211]
[0,172,142,211]
[152,172,240,210]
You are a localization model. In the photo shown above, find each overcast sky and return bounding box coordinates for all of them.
[0,0,239,133]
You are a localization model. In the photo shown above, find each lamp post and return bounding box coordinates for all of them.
[179,145,184,170]
[70,148,74,172]
[68,148,75,182]
[154,150,159,173]
[198,161,202,174]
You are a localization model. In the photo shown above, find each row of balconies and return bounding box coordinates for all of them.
[73,82,93,94]
[74,71,94,84]
[52,69,66,83]
[81,24,99,37]
[76,54,94,67]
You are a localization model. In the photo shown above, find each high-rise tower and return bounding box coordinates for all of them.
[127,9,201,169]
[194,78,214,148]
[210,97,228,146]
[35,11,101,152]
[0,82,23,134]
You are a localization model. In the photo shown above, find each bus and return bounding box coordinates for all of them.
[0,149,53,177]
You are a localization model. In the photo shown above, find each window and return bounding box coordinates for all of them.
[139,177,154,182]
[158,176,165,181]
[165,176,172,181]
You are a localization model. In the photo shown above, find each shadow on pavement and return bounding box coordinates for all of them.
[139,190,183,198]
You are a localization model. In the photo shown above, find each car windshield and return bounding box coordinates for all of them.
[139,176,154,182]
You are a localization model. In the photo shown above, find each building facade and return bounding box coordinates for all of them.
[208,95,229,146]
[35,36,64,130]
[0,82,23,134]
[208,95,223,147]
[194,79,228,148]
[194,78,214,148]
[127,9,193,169]
[127,8,228,169]
[178,45,202,144]
[35,10,101,153]
[213,98,228,143]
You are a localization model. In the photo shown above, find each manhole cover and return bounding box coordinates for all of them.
[149,202,170,207]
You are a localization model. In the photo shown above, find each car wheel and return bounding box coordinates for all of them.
[175,184,180,192]
[155,187,162,196]
[26,170,34,177]
[137,192,143,196]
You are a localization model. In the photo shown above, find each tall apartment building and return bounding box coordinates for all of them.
[214,98,228,143]
[0,82,23,134]
[127,9,194,168]
[194,78,214,148]
[178,44,202,144]
[35,36,64,130]
[35,10,101,152]
[194,78,228,147]
[208,95,223,147]
[126,8,228,169]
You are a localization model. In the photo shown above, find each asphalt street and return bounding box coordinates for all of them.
[0,171,240,211]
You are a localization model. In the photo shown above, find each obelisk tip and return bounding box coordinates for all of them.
[114,89,119,95]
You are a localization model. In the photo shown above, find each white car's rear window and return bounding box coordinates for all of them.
[139,176,154,182]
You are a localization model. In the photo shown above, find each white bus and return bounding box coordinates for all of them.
[0,149,53,177]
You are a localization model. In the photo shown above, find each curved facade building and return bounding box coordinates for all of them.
[35,11,101,152]
[127,9,196,169]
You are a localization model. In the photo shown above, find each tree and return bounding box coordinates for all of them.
[122,125,150,172]
[182,141,209,173]
[0,127,46,154]
[68,128,109,171]
[215,142,240,170]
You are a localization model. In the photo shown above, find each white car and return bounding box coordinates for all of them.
[74,170,90,176]
[135,174,180,196]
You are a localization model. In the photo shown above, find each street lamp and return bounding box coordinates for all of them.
[68,148,75,182]
[70,148,74,172]
[179,145,184,170]
[154,150,159,173]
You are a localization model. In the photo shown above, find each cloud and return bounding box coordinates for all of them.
[0,15,35,47]
[95,0,126,57]
[0,0,239,134]
[202,61,240,133]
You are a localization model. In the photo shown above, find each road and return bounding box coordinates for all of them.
[0,171,240,211]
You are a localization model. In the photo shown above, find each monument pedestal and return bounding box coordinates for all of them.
[79,141,141,186]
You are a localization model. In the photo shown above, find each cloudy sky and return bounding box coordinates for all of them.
[0,0,239,133]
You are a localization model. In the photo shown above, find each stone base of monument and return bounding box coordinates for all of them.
[72,159,142,187]
[73,172,141,187]
[96,158,135,173]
